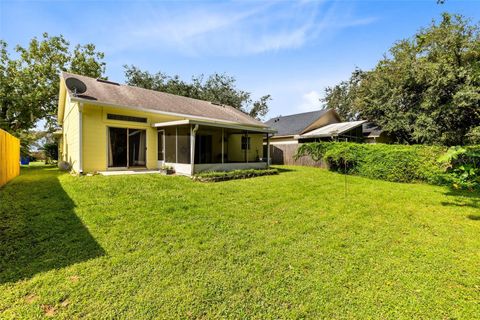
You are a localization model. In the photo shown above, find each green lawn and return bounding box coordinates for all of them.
[1,165,479,319]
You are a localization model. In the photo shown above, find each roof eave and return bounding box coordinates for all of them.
[153,119,277,133]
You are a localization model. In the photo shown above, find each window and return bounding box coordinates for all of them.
[107,114,147,123]
[241,136,250,150]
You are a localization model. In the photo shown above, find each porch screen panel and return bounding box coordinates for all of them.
[164,127,176,162]
[177,125,191,164]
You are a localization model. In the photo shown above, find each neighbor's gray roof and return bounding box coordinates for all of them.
[298,120,367,138]
[264,110,329,136]
[61,72,267,127]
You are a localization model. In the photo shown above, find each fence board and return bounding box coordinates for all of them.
[0,129,20,187]
[270,144,326,168]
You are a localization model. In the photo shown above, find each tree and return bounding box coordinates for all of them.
[323,13,480,145]
[0,33,106,133]
[322,68,365,121]
[124,65,271,120]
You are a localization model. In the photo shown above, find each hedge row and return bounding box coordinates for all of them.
[295,142,480,190]
[193,168,278,182]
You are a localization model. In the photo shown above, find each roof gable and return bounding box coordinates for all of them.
[264,109,336,136]
[60,72,267,127]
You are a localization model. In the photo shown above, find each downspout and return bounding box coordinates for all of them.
[190,124,199,176]
[78,102,84,174]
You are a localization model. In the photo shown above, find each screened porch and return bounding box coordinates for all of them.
[153,120,274,175]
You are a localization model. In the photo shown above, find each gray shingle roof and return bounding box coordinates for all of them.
[61,72,267,127]
[264,110,329,136]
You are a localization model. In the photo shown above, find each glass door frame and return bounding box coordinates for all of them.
[107,126,147,169]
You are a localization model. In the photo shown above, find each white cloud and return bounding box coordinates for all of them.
[298,90,324,112]
[104,1,376,57]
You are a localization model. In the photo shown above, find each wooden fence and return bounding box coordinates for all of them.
[0,129,20,187]
[270,144,326,168]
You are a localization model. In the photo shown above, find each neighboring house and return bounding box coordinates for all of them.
[57,72,275,175]
[263,109,341,165]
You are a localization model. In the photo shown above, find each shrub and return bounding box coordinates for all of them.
[295,142,447,184]
[193,168,278,182]
[42,142,58,163]
[438,145,480,190]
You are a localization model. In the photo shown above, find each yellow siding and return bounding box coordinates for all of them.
[81,104,181,172]
[61,97,80,172]
[227,133,264,162]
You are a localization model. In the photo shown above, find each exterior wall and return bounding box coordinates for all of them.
[163,162,192,175]
[269,136,297,145]
[61,97,80,172]
[194,162,267,173]
[81,103,181,173]
[227,133,264,162]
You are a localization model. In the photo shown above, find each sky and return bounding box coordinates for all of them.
[1,0,479,121]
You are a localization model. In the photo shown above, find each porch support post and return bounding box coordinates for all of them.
[266,133,270,168]
[221,128,224,164]
[175,127,178,163]
[190,124,199,175]
[246,131,249,163]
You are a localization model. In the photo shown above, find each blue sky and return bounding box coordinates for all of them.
[1,0,479,120]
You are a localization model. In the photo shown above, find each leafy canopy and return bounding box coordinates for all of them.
[0,33,106,133]
[323,13,480,146]
[124,65,271,120]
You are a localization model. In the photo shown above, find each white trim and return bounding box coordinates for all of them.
[221,127,224,164]
[152,120,190,127]
[153,119,276,133]
[193,162,267,174]
[190,124,199,175]
[175,127,178,163]
[157,129,165,164]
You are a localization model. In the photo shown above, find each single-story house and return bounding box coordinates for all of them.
[57,72,276,175]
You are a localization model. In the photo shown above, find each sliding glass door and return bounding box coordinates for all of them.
[108,127,146,168]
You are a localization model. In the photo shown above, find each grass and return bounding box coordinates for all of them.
[0,165,479,319]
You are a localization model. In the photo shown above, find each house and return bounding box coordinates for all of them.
[57,72,275,175]
[263,109,341,165]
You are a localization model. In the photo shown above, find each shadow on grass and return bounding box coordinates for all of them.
[271,166,296,173]
[467,214,480,221]
[441,189,480,213]
[0,166,104,284]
